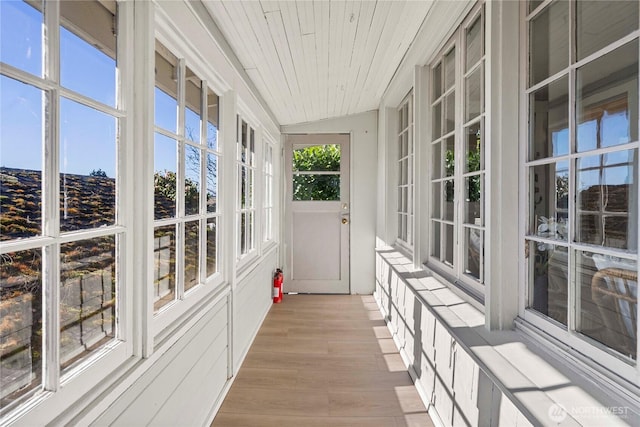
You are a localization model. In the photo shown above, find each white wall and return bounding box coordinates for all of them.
[282,111,378,295]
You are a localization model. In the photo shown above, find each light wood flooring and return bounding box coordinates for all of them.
[212,295,434,427]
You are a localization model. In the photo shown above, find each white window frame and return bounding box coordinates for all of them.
[396,92,414,252]
[427,4,487,297]
[263,138,275,246]
[519,0,640,381]
[151,31,225,336]
[0,0,132,419]
[235,113,258,267]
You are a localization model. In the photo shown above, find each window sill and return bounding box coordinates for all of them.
[375,247,640,425]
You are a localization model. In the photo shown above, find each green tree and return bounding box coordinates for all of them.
[292,145,341,201]
[90,168,108,177]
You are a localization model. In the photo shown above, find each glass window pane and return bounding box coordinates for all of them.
[432,182,441,219]
[577,1,638,61]
[240,212,246,255]
[154,133,177,220]
[576,150,637,250]
[155,43,178,133]
[444,47,456,90]
[530,76,569,160]
[432,221,441,259]
[184,220,199,292]
[60,98,116,232]
[60,236,116,373]
[465,122,482,173]
[432,142,441,178]
[529,0,543,14]
[249,211,254,251]
[466,15,482,71]
[249,129,255,167]
[248,168,255,208]
[185,144,200,216]
[240,121,248,162]
[529,1,569,86]
[293,174,340,201]
[445,137,455,177]
[576,40,638,153]
[0,1,42,77]
[1,76,43,241]
[206,153,218,213]
[445,92,455,134]
[444,224,454,266]
[0,248,42,406]
[240,165,247,209]
[433,63,442,100]
[465,175,482,225]
[528,241,568,325]
[60,1,116,107]
[465,66,482,121]
[577,251,637,360]
[293,145,341,172]
[207,88,219,150]
[444,180,454,222]
[207,218,217,277]
[154,225,176,311]
[465,228,482,280]
[529,161,569,241]
[184,67,202,144]
[432,102,442,139]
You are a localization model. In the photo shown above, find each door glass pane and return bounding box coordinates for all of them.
[240,212,246,255]
[465,228,482,280]
[0,0,43,77]
[529,1,569,86]
[528,241,568,326]
[576,150,637,250]
[185,144,200,216]
[0,76,43,241]
[206,218,217,277]
[0,248,42,406]
[184,220,199,292]
[529,0,543,14]
[60,236,116,373]
[155,43,178,133]
[154,225,176,311]
[184,67,202,144]
[529,161,569,241]
[293,144,341,172]
[432,182,441,219]
[60,1,116,108]
[293,174,340,201]
[60,97,116,232]
[530,76,569,160]
[576,40,638,153]
[432,102,442,139]
[465,67,482,121]
[445,92,455,134]
[445,137,455,177]
[577,1,638,61]
[466,15,482,71]
[432,142,441,178]
[577,250,637,360]
[154,133,177,220]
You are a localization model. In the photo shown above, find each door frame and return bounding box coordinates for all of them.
[283,133,351,294]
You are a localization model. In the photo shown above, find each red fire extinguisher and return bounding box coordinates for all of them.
[273,268,283,303]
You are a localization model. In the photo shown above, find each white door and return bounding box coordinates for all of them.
[285,134,350,294]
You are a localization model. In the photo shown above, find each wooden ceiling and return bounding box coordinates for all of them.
[203,1,433,126]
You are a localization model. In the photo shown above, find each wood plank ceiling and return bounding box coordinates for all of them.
[203,0,433,126]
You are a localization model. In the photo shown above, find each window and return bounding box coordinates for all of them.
[263,141,274,243]
[397,93,414,250]
[0,0,122,409]
[429,6,486,293]
[524,0,638,367]
[237,116,256,259]
[153,41,221,313]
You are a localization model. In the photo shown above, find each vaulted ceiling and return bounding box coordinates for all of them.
[203,1,433,126]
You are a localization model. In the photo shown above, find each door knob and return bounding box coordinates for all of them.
[342,217,348,224]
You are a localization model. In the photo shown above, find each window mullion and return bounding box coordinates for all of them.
[567,0,577,334]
